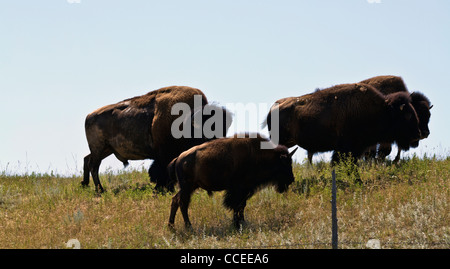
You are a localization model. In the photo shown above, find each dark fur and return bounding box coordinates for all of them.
[359,76,432,162]
[167,134,296,229]
[82,86,232,193]
[264,83,421,164]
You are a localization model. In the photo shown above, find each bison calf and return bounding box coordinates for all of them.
[167,134,297,229]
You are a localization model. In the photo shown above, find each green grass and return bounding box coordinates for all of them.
[0,155,449,249]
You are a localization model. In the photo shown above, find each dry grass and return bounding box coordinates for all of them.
[0,155,449,249]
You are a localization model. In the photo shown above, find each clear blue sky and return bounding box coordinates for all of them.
[1,0,449,175]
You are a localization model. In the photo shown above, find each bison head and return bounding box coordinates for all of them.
[273,146,298,193]
[386,92,421,149]
[410,92,432,140]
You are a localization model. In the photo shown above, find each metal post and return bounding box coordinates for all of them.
[331,169,338,249]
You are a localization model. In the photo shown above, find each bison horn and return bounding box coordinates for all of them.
[429,105,433,110]
[399,104,406,111]
[288,147,299,158]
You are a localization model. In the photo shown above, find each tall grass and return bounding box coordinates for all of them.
[0,156,448,249]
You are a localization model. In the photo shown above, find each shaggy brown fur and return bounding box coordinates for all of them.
[359,76,432,162]
[264,83,421,164]
[360,75,409,95]
[167,134,297,229]
[82,86,232,192]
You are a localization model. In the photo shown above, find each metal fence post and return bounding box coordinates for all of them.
[331,169,338,249]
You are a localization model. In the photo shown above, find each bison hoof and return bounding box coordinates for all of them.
[95,187,105,194]
[233,220,246,230]
[184,223,193,231]
[168,223,176,231]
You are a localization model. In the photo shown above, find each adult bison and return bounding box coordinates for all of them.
[82,86,232,193]
[264,83,421,165]
[167,134,297,229]
[360,75,432,162]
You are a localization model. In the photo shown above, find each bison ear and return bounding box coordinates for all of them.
[288,147,299,158]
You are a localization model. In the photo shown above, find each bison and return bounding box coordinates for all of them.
[82,86,232,193]
[264,83,421,165]
[167,134,297,229]
[359,75,432,162]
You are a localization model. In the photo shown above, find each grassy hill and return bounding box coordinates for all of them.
[0,155,448,249]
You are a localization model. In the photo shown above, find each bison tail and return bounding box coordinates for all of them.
[167,157,179,184]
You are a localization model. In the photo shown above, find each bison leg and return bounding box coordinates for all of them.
[81,154,91,187]
[168,191,181,228]
[89,154,110,193]
[179,187,194,229]
[377,143,392,161]
[224,188,251,229]
[393,148,401,163]
[84,136,112,192]
[307,151,314,164]
[233,201,247,229]
[331,151,344,165]
[364,145,378,161]
[82,153,108,192]
[90,158,105,193]
[168,187,194,229]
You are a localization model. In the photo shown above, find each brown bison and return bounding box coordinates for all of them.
[264,83,421,165]
[359,75,432,162]
[82,86,232,193]
[167,134,297,229]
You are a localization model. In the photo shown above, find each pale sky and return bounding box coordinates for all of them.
[1,0,449,175]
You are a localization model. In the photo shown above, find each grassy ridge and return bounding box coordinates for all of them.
[0,155,449,249]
